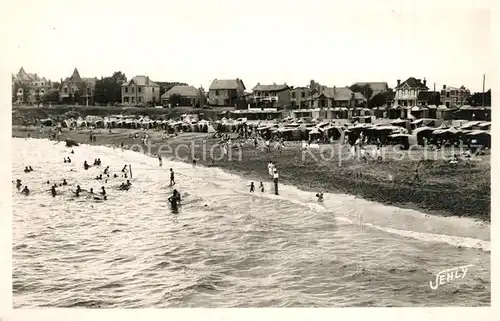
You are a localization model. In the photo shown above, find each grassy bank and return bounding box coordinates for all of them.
[12,105,233,126]
[12,126,491,221]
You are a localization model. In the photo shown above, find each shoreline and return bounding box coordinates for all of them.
[12,126,491,222]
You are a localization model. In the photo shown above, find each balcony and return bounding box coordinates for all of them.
[254,95,279,102]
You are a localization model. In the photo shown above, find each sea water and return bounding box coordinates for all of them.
[11,138,490,307]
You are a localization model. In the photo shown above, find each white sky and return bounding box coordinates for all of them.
[2,0,493,91]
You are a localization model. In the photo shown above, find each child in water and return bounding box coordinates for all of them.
[249,182,255,192]
[316,192,324,202]
[259,182,264,192]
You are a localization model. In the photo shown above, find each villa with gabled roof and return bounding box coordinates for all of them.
[121,75,160,106]
[59,68,97,105]
[12,67,51,104]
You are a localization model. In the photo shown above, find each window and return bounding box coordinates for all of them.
[64,88,68,93]
[291,92,296,98]
[138,87,142,93]
[446,92,450,98]
[152,88,154,93]
[125,87,128,93]
[215,90,219,95]
[301,92,305,98]
[132,87,135,93]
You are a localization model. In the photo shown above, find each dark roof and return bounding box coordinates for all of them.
[314,87,361,101]
[252,83,290,92]
[396,77,429,90]
[209,79,246,90]
[161,85,199,98]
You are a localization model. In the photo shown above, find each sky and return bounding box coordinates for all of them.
[2,0,493,92]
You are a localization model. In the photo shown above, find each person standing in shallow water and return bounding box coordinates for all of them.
[169,168,176,186]
[249,182,255,192]
[259,182,264,192]
[158,154,163,167]
[273,169,279,195]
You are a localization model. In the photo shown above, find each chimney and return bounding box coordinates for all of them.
[146,76,149,84]
[397,79,401,86]
[423,78,427,86]
[333,86,336,93]
[443,85,446,90]
[257,82,260,85]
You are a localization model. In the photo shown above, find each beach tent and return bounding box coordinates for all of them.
[308,128,322,141]
[464,130,491,148]
[388,133,411,149]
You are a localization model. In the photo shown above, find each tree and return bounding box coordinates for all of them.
[428,92,441,106]
[350,84,373,101]
[41,90,59,103]
[368,92,386,108]
[467,90,491,106]
[94,71,127,105]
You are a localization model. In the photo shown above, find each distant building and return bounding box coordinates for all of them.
[252,83,291,109]
[12,67,50,104]
[393,77,429,107]
[161,85,203,107]
[208,78,246,108]
[59,68,97,105]
[290,86,311,109]
[310,86,366,108]
[351,82,389,98]
[440,85,470,107]
[121,75,160,106]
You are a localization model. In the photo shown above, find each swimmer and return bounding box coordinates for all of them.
[51,185,57,197]
[84,161,90,170]
[113,174,118,178]
[75,185,82,197]
[96,174,102,180]
[93,195,107,201]
[104,166,110,175]
[192,159,197,167]
[62,179,68,186]
[121,165,128,173]
[29,166,33,172]
[100,186,106,196]
[24,166,30,173]
[259,182,264,192]
[16,179,22,189]
[67,157,71,163]
[158,154,163,167]
[71,149,74,154]
[316,192,324,202]
[93,159,98,166]
[249,182,255,192]
[89,188,94,194]
[21,186,30,195]
[64,158,67,163]
[126,180,131,187]
[97,158,101,166]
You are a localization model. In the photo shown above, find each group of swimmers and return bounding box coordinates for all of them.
[23,166,34,173]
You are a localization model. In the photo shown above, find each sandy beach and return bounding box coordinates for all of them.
[12,125,491,221]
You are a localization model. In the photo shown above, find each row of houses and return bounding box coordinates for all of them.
[12,67,474,111]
